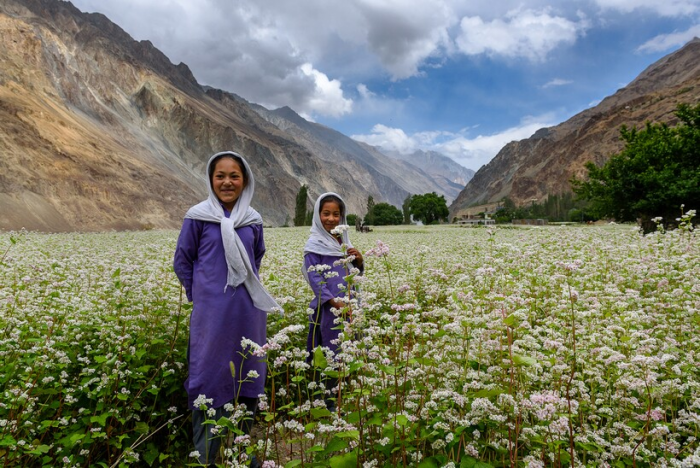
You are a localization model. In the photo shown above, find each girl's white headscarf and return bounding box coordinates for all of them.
[185,151,280,313]
[303,192,354,257]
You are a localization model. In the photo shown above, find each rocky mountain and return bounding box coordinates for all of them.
[0,0,467,232]
[449,37,700,219]
[253,104,463,205]
[379,149,474,200]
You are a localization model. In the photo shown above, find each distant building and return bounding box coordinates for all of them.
[456,214,495,226]
[512,219,548,226]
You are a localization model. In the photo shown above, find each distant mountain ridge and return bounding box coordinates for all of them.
[0,0,467,231]
[449,37,700,218]
[382,148,474,190]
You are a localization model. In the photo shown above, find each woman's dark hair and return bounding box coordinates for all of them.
[319,195,345,217]
[208,152,248,185]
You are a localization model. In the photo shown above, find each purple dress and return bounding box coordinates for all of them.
[304,253,363,357]
[174,216,267,409]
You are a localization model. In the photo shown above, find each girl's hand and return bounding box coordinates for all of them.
[346,248,363,266]
[330,298,352,318]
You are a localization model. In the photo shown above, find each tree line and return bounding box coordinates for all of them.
[292,103,699,231]
[293,190,449,227]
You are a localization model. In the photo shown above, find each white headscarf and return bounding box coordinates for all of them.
[303,192,354,257]
[185,151,280,313]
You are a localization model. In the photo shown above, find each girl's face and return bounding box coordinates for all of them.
[211,157,246,211]
[320,200,342,233]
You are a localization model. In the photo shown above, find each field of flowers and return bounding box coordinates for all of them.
[0,221,698,467]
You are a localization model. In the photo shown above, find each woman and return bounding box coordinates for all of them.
[174,151,278,466]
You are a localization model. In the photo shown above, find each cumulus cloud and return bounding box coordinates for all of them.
[352,114,557,170]
[352,124,417,154]
[593,0,700,17]
[455,8,588,61]
[299,64,353,117]
[637,24,700,52]
[355,0,455,79]
[542,78,574,88]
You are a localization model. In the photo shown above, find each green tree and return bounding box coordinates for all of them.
[294,185,308,227]
[365,195,376,225]
[402,194,412,224]
[346,213,358,227]
[409,192,449,225]
[571,103,700,232]
[371,202,404,225]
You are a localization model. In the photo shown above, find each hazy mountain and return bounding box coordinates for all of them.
[449,37,700,218]
[379,149,475,199]
[0,0,466,231]
[253,104,462,205]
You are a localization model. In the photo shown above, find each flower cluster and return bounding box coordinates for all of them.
[1,221,698,466]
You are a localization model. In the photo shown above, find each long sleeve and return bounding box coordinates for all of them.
[253,224,266,273]
[173,218,201,302]
[304,252,336,309]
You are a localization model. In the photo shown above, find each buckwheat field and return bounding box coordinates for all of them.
[1,223,698,467]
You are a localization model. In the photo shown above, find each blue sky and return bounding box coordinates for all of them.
[70,0,700,171]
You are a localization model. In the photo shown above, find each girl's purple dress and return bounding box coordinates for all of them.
[174,217,267,409]
[304,253,363,357]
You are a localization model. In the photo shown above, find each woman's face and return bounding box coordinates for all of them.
[211,157,246,210]
[320,200,342,233]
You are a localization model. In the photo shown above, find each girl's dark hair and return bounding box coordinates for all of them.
[208,153,248,185]
[320,195,345,216]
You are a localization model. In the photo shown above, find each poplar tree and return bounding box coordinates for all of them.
[294,185,308,227]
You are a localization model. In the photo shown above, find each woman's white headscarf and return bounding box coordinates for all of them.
[185,151,280,313]
[303,192,354,257]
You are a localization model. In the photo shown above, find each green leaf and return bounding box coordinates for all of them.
[418,457,441,468]
[90,413,110,426]
[313,346,328,369]
[143,444,159,466]
[503,314,519,327]
[135,422,150,434]
[512,354,537,367]
[461,458,495,468]
[473,388,505,398]
[0,436,16,447]
[27,444,50,455]
[325,437,349,453]
[335,430,360,440]
[395,415,409,426]
[310,408,331,419]
[284,460,302,468]
[329,450,358,468]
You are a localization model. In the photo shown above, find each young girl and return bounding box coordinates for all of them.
[174,151,278,466]
[303,192,363,409]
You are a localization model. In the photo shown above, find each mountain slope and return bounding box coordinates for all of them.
[255,105,463,205]
[449,38,700,218]
[0,0,467,231]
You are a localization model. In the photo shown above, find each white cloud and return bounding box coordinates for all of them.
[352,114,558,170]
[593,0,700,17]
[542,78,574,88]
[455,8,588,61]
[355,0,455,79]
[299,64,353,117]
[352,124,417,154]
[637,24,700,52]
